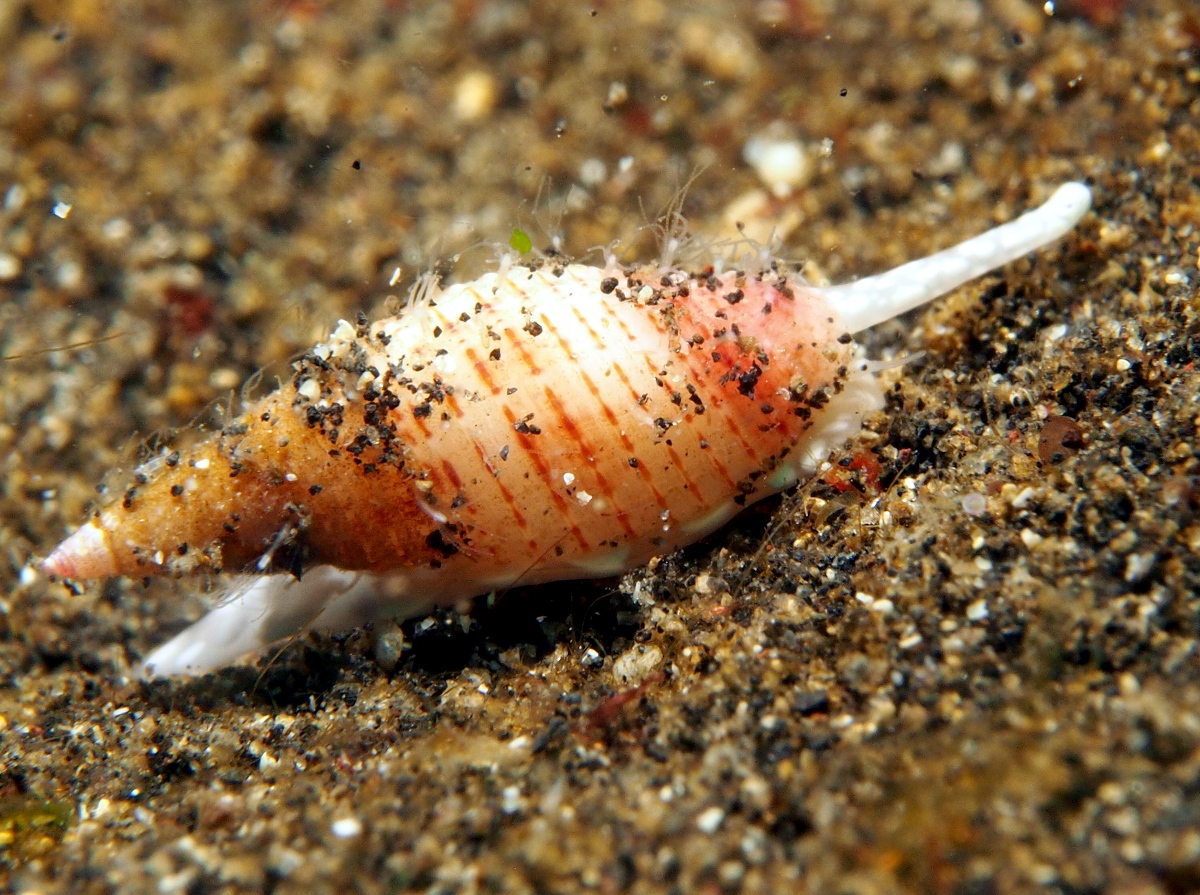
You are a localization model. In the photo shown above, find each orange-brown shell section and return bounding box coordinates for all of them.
[88,390,442,577]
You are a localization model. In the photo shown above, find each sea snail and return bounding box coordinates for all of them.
[42,182,1093,677]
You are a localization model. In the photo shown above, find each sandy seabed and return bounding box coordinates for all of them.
[2,1,1200,893]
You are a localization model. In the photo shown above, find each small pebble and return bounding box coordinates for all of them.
[966,599,989,621]
[961,492,988,516]
[696,806,725,834]
[501,786,522,815]
[1124,553,1155,583]
[3,184,26,211]
[604,81,628,109]
[1010,487,1036,509]
[743,123,811,198]
[579,158,606,187]
[330,817,363,838]
[0,253,20,281]
[373,626,408,672]
[453,70,498,122]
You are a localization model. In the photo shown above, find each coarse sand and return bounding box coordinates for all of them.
[2,1,1200,893]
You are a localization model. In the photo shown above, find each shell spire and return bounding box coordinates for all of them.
[42,521,121,580]
[42,387,448,583]
[41,183,1092,676]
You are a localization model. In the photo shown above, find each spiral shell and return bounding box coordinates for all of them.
[42,183,1092,676]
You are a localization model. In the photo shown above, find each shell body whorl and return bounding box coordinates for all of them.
[314,262,880,592]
